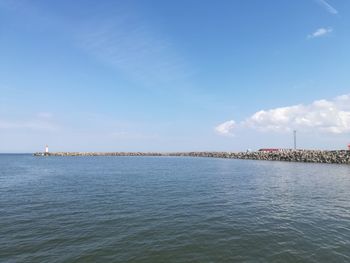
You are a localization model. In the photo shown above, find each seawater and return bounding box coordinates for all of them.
[1,154,350,262]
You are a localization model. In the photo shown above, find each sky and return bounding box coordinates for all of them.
[1,0,350,153]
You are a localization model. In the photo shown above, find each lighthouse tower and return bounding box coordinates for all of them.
[45,145,49,153]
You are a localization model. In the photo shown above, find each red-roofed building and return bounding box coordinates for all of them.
[259,148,280,152]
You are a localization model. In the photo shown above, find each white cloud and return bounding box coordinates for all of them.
[215,120,235,136]
[216,94,350,136]
[314,0,338,15]
[308,27,333,39]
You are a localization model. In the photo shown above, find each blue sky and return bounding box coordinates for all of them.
[1,0,350,152]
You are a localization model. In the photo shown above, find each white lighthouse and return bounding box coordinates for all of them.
[45,145,49,153]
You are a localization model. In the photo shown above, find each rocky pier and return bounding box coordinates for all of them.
[33,150,350,164]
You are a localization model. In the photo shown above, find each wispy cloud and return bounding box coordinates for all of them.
[77,14,191,86]
[308,27,333,39]
[1,1,192,87]
[0,120,57,131]
[36,112,53,119]
[314,0,338,15]
[0,113,58,131]
[110,131,159,140]
[216,94,350,135]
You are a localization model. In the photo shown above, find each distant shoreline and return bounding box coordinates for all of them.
[33,150,350,164]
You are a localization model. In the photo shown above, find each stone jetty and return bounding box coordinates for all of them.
[33,150,350,164]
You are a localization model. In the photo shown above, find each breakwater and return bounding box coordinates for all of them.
[33,150,350,164]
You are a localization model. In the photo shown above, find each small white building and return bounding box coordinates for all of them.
[45,145,49,153]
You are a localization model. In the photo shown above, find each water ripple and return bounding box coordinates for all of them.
[1,155,350,262]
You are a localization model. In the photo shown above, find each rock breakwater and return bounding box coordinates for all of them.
[33,150,350,164]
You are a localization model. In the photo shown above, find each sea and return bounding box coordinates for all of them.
[1,154,350,262]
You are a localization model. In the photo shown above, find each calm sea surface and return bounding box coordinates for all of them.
[1,155,350,262]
